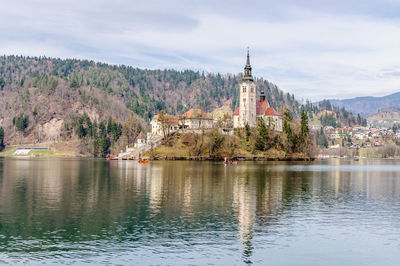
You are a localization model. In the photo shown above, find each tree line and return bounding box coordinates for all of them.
[61,113,143,157]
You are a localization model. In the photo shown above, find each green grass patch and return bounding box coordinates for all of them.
[0,147,18,157]
[0,147,76,157]
[310,119,322,126]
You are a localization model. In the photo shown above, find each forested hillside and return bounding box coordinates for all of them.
[0,55,365,155]
[315,100,367,127]
[0,55,301,119]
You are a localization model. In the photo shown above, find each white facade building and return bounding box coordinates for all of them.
[150,114,180,136]
[179,109,213,129]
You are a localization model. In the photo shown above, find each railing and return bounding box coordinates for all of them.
[17,147,50,150]
[118,135,164,159]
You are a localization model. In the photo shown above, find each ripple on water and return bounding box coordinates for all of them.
[1,159,400,265]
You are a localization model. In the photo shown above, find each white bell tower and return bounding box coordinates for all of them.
[239,48,257,127]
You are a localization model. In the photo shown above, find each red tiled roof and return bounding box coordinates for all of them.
[180,108,212,120]
[265,107,280,116]
[137,132,146,139]
[153,114,179,125]
[232,100,280,117]
[256,100,269,115]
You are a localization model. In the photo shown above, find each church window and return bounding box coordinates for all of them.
[243,86,246,93]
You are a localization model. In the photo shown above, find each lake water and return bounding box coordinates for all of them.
[0,158,400,265]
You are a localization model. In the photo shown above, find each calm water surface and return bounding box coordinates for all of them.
[0,158,400,265]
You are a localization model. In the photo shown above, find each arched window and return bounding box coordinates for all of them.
[243,86,246,93]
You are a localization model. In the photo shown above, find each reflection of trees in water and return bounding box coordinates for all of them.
[1,159,400,258]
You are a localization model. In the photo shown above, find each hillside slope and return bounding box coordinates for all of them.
[367,107,400,128]
[0,55,366,154]
[0,55,301,117]
[0,55,301,144]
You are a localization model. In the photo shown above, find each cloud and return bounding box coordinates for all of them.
[1,0,400,101]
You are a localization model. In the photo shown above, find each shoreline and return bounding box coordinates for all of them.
[145,155,316,161]
[2,154,400,161]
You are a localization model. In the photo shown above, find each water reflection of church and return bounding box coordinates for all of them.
[2,159,391,264]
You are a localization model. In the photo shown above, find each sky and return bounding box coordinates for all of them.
[1,0,400,101]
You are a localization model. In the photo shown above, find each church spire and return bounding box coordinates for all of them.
[246,47,251,67]
[243,47,253,82]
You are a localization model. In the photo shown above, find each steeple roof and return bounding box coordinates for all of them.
[243,47,253,82]
[246,47,251,67]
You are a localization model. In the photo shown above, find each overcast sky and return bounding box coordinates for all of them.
[1,0,400,101]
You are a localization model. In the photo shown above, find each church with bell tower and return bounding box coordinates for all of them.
[233,49,283,131]
[238,48,257,128]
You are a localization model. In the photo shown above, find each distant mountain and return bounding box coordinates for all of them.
[329,92,400,117]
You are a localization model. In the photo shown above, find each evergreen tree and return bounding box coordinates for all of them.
[283,109,294,152]
[316,127,328,148]
[0,127,4,151]
[301,110,309,139]
[77,124,86,139]
[0,77,5,90]
[255,118,268,151]
[107,117,113,134]
[99,136,110,157]
[14,114,29,132]
[245,123,251,141]
[99,121,107,137]
[320,128,328,148]
[299,110,310,152]
[98,121,110,156]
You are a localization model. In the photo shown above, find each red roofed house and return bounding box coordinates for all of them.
[232,49,282,131]
[179,108,213,129]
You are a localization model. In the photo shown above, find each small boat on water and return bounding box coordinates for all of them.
[123,156,135,160]
[138,159,149,164]
[106,155,118,160]
[224,158,238,165]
